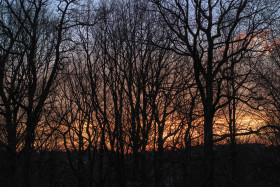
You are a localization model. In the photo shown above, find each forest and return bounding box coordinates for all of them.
[1,0,280,186]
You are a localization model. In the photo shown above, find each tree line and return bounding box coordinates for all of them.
[0,0,280,186]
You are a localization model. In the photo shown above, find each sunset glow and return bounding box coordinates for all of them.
[1,0,280,186]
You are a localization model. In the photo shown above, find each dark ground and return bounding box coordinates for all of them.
[0,143,280,187]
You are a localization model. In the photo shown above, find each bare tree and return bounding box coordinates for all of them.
[0,0,75,185]
[151,0,277,185]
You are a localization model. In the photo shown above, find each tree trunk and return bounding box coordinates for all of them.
[23,115,37,187]
[203,109,214,187]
